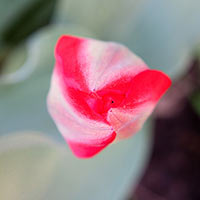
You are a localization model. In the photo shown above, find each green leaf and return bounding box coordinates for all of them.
[190,92,200,116]
[54,0,145,40]
[0,125,152,200]
[0,44,28,84]
[54,0,200,77]
[0,0,56,44]
[0,24,95,140]
[0,24,152,199]
[122,0,200,78]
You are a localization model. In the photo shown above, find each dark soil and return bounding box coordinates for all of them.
[133,59,200,200]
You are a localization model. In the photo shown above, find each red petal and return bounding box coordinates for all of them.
[55,36,103,120]
[106,70,171,139]
[66,132,116,158]
[54,35,149,122]
[121,69,172,108]
[55,35,88,92]
[48,35,172,158]
[99,69,171,109]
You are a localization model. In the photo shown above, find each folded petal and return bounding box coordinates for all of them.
[122,69,172,107]
[54,35,148,121]
[47,70,115,158]
[107,70,171,138]
[48,35,171,158]
[66,132,116,158]
[107,104,154,140]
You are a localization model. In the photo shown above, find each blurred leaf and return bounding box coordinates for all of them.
[195,44,200,58]
[0,132,66,200]
[0,0,56,45]
[54,0,145,39]
[191,92,200,116]
[0,44,28,83]
[0,124,151,200]
[0,24,95,85]
[122,0,200,78]
[0,0,56,76]
[0,24,152,199]
[0,24,95,138]
[54,0,200,77]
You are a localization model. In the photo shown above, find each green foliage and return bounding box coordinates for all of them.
[55,0,200,77]
[0,25,152,200]
[0,0,56,45]
[54,0,144,40]
[0,24,94,134]
[0,127,151,200]
[191,92,200,116]
[1,0,200,199]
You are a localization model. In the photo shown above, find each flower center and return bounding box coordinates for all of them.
[87,89,125,122]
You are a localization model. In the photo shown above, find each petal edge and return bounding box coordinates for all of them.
[66,132,116,159]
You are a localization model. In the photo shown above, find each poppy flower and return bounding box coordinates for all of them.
[47,35,171,158]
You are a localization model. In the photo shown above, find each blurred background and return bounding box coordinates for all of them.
[0,0,200,199]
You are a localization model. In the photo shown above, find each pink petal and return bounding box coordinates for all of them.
[107,105,154,140]
[55,35,88,92]
[106,70,171,138]
[47,35,171,158]
[47,70,115,158]
[54,35,148,122]
[121,69,172,107]
[66,131,116,158]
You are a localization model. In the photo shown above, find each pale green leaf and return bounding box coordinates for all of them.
[0,126,152,200]
[54,0,200,77]
[0,24,152,199]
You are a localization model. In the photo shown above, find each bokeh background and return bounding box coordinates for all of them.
[0,0,200,199]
